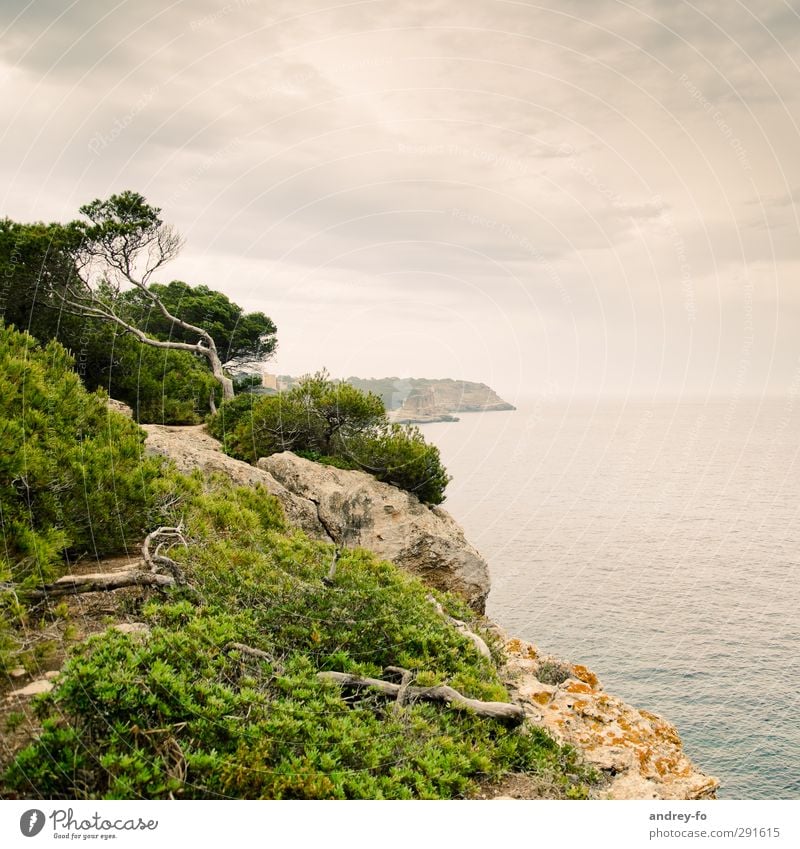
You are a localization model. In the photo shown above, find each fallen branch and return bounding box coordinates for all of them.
[143,525,187,580]
[427,595,491,659]
[317,671,524,725]
[322,547,340,587]
[25,570,175,600]
[384,665,414,715]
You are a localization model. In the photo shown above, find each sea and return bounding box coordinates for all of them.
[419,397,800,800]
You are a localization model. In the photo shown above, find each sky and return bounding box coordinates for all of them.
[2,0,800,402]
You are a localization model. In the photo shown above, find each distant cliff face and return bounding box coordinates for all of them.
[388,379,515,421]
[274,375,515,418]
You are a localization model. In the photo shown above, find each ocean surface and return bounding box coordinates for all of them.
[419,398,800,799]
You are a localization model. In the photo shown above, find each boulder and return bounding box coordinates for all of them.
[500,635,720,800]
[258,452,491,612]
[141,425,324,538]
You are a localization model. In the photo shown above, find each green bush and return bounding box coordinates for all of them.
[205,392,259,447]
[0,321,163,583]
[346,424,451,505]
[219,372,449,503]
[3,474,595,799]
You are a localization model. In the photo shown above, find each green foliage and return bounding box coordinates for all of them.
[3,475,595,800]
[346,423,451,505]
[122,280,277,367]
[0,218,83,345]
[536,660,573,686]
[1,198,278,423]
[93,328,218,424]
[219,371,449,503]
[0,322,162,583]
[205,392,258,446]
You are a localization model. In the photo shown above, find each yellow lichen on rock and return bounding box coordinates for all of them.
[500,635,719,800]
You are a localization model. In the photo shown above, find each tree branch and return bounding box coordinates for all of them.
[317,671,524,724]
[24,570,176,600]
[427,595,491,659]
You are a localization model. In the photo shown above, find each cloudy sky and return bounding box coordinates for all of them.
[2,0,799,400]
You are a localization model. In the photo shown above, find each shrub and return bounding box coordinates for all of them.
[0,321,162,583]
[3,475,595,799]
[537,660,573,686]
[83,328,218,425]
[221,372,449,503]
[346,424,451,505]
[206,393,259,444]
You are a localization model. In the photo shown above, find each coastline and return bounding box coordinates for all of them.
[142,422,720,800]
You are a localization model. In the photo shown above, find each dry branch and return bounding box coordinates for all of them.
[322,547,340,586]
[317,671,524,724]
[25,570,175,600]
[384,665,414,714]
[143,525,187,581]
[427,595,492,659]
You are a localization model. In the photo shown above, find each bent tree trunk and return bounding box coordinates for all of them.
[205,342,234,414]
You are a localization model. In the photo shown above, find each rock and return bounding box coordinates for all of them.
[501,635,720,800]
[107,398,134,418]
[388,380,515,421]
[142,425,325,539]
[6,678,54,700]
[258,452,491,612]
[110,623,150,637]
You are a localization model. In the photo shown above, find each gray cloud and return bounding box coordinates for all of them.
[1,0,799,396]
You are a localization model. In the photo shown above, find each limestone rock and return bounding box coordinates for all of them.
[501,635,720,800]
[258,452,491,612]
[107,398,134,418]
[142,425,324,539]
[6,678,54,700]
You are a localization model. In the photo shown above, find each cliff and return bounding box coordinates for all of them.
[274,375,515,422]
[142,425,719,800]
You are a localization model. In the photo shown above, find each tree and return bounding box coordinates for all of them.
[0,322,162,584]
[221,371,386,462]
[122,280,277,368]
[0,218,84,344]
[58,191,270,410]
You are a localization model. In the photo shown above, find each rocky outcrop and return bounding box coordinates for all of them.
[388,379,515,421]
[142,427,490,613]
[141,422,717,798]
[142,425,324,538]
[499,634,719,800]
[258,452,491,612]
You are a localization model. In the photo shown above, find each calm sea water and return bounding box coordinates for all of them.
[420,398,800,799]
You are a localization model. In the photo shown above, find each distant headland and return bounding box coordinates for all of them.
[255,373,516,424]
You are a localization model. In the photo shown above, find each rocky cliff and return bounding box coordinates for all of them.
[142,423,718,800]
[382,378,516,422]
[275,375,515,420]
[143,426,491,611]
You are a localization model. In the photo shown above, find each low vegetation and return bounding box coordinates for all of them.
[208,371,451,504]
[0,323,596,799]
